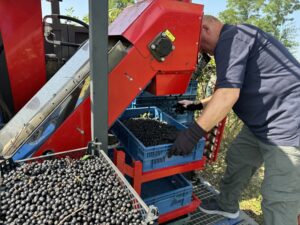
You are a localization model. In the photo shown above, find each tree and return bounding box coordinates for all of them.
[108,0,134,23]
[65,7,78,19]
[81,0,134,24]
[219,0,300,50]
[66,0,134,24]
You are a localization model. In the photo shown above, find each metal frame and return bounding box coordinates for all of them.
[89,0,108,153]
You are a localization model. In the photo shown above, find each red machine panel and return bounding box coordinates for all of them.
[110,0,203,95]
[34,99,92,157]
[146,72,192,96]
[0,0,47,111]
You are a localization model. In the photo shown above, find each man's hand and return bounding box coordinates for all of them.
[174,100,203,114]
[168,121,206,157]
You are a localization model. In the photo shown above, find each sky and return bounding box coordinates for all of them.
[41,0,300,60]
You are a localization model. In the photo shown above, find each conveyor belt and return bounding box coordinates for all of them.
[0,40,128,160]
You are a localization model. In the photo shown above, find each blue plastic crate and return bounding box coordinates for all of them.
[138,80,198,97]
[184,80,198,95]
[141,174,193,215]
[164,110,195,126]
[135,94,197,107]
[127,99,136,108]
[111,107,205,172]
[135,95,197,125]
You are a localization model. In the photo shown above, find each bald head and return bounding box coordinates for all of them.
[203,15,221,23]
[200,15,224,55]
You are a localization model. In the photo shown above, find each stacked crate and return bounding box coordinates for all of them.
[112,107,205,172]
[112,80,226,222]
[111,106,205,218]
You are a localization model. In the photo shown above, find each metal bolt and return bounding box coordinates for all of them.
[172,45,175,50]
[76,128,85,135]
[150,44,156,49]
[124,73,133,81]
[160,57,165,62]
[161,32,167,37]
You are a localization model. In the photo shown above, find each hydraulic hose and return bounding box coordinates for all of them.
[43,14,89,29]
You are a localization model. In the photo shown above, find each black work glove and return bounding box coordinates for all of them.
[163,132,178,142]
[174,102,203,114]
[168,121,206,157]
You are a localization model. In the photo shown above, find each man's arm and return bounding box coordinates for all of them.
[194,96,212,108]
[168,88,239,157]
[197,88,240,131]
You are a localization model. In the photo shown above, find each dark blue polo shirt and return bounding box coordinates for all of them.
[215,24,300,147]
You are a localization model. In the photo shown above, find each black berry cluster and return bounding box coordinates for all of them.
[123,118,179,147]
[0,156,143,225]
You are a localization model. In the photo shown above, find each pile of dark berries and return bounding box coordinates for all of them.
[0,156,144,225]
[123,118,179,146]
